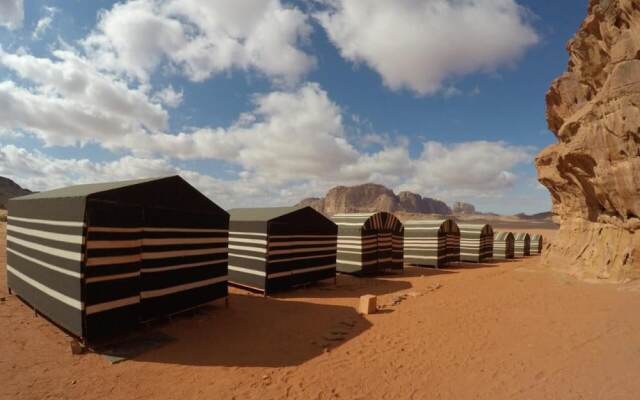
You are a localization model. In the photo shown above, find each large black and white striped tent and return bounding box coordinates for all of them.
[227,206,337,294]
[332,212,403,274]
[404,219,460,268]
[458,223,494,263]
[6,176,228,342]
[493,231,515,260]
[514,232,531,257]
[530,234,543,255]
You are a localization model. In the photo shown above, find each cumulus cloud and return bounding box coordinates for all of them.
[0,48,168,145]
[82,0,315,84]
[316,0,539,95]
[401,140,532,198]
[152,85,183,108]
[0,0,23,30]
[33,6,58,39]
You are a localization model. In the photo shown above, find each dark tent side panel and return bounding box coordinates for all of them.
[404,219,459,268]
[459,224,494,263]
[6,197,86,338]
[530,234,543,254]
[266,207,337,293]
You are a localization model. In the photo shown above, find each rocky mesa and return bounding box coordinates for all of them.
[296,183,451,216]
[535,0,640,281]
[0,177,32,209]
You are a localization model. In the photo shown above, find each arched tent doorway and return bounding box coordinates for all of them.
[404,219,460,268]
[459,223,494,263]
[530,234,543,255]
[493,231,515,260]
[514,233,531,257]
[333,212,404,274]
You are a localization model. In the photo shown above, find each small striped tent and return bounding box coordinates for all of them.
[6,176,229,343]
[228,206,337,294]
[458,224,494,263]
[333,212,404,274]
[404,219,460,268]
[514,233,531,257]
[493,232,515,260]
[530,234,543,255]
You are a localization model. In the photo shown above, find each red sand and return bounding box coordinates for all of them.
[2,225,640,400]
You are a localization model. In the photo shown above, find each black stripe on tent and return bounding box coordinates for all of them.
[141,264,227,292]
[84,278,140,306]
[85,303,139,342]
[141,281,227,321]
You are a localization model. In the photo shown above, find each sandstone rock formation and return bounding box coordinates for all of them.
[296,183,451,216]
[452,201,476,215]
[0,177,31,209]
[535,0,640,281]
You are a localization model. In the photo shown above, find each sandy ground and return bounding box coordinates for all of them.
[1,224,640,400]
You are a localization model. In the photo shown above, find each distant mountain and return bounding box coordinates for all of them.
[0,177,32,209]
[514,212,554,221]
[452,201,476,214]
[296,183,451,215]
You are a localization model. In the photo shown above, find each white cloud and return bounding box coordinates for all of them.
[400,140,532,198]
[316,0,539,95]
[82,0,315,84]
[0,48,168,145]
[0,0,23,30]
[152,85,183,108]
[33,6,58,39]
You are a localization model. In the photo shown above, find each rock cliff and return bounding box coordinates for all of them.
[296,183,451,216]
[535,0,640,281]
[452,202,476,215]
[0,177,32,209]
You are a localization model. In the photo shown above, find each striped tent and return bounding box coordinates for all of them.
[404,219,460,268]
[227,206,337,294]
[530,234,543,255]
[458,223,494,263]
[332,212,404,274]
[514,232,531,257]
[493,231,515,260]
[6,176,228,343]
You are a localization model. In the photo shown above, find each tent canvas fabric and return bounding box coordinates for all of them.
[6,176,228,343]
[227,206,337,294]
[514,233,531,257]
[530,234,543,255]
[493,232,515,260]
[404,219,460,268]
[458,224,494,263]
[333,212,404,274]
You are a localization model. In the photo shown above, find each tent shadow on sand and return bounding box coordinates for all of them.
[275,271,415,299]
[133,293,372,368]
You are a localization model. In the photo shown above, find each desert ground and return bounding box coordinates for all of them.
[1,223,640,400]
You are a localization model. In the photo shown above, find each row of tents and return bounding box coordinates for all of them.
[4,176,543,343]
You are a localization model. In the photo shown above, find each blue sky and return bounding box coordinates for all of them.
[0,0,588,213]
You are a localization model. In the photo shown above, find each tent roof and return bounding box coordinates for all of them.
[12,177,163,201]
[494,231,514,241]
[228,206,306,222]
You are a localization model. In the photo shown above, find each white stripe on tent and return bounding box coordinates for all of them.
[6,265,83,310]
[143,237,228,246]
[141,275,228,299]
[229,265,266,276]
[229,231,267,237]
[7,235,82,262]
[8,216,84,228]
[229,253,266,262]
[86,254,141,267]
[228,244,267,254]
[7,248,82,279]
[143,248,227,259]
[336,259,378,266]
[228,237,267,245]
[7,224,84,245]
[269,246,336,256]
[85,272,141,283]
[85,296,140,315]
[143,259,228,273]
